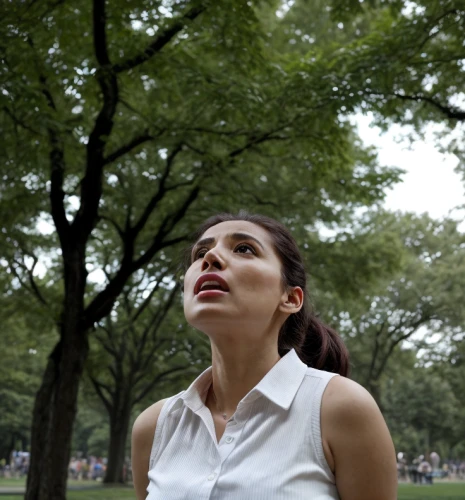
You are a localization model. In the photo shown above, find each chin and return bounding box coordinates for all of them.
[186,308,240,332]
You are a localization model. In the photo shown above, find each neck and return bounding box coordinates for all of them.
[206,341,281,417]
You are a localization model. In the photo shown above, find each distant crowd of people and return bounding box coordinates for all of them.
[0,451,129,483]
[2,449,464,485]
[69,456,108,481]
[68,456,131,482]
[0,451,30,478]
[397,451,465,484]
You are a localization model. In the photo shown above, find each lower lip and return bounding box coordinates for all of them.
[196,290,229,299]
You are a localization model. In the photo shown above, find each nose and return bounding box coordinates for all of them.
[201,247,225,272]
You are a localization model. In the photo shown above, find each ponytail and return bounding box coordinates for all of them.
[278,308,349,376]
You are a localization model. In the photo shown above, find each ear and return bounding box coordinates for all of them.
[279,286,304,315]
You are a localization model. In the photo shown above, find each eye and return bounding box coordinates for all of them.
[235,243,256,255]
[193,248,208,260]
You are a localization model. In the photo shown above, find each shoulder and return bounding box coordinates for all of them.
[131,399,169,500]
[321,376,388,449]
[132,398,169,446]
[321,377,397,500]
[322,375,379,425]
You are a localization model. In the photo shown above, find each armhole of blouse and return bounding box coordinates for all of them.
[148,392,184,471]
[310,372,339,483]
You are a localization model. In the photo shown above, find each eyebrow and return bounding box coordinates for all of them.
[192,232,265,256]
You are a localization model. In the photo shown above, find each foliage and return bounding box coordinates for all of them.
[323,211,465,399]
[273,0,465,175]
[383,362,464,457]
[0,291,56,460]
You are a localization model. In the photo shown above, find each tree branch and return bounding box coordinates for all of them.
[3,106,42,136]
[133,283,181,371]
[374,314,434,381]
[93,0,111,67]
[82,182,196,330]
[133,364,192,405]
[103,132,155,165]
[73,0,119,240]
[131,143,184,238]
[131,271,171,324]
[367,318,387,384]
[26,36,70,245]
[98,214,125,240]
[227,123,293,159]
[113,5,206,73]
[132,185,200,271]
[95,318,119,354]
[89,375,113,413]
[393,93,465,121]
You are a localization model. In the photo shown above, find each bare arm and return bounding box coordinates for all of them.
[321,377,397,500]
[131,399,168,500]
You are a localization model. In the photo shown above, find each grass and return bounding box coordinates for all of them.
[0,478,136,499]
[0,490,136,500]
[0,479,464,499]
[398,483,465,499]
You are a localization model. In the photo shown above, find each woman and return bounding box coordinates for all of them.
[132,212,397,499]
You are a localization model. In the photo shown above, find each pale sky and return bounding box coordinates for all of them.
[353,113,465,226]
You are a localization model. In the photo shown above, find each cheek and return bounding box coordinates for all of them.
[243,267,282,296]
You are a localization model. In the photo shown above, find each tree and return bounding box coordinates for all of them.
[2,1,403,498]
[331,211,465,403]
[383,361,465,459]
[0,295,55,464]
[335,0,465,170]
[274,0,465,175]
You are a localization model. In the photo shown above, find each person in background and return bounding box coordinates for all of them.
[418,456,433,485]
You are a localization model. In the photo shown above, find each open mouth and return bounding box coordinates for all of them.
[194,273,230,295]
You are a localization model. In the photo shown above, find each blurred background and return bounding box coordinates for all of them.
[1,0,464,499]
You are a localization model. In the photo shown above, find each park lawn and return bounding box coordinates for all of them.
[0,478,136,499]
[67,489,136,499]
[398,482,465,499]
[0,487,136,500]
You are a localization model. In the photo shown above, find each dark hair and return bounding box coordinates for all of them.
[184,211,350,377]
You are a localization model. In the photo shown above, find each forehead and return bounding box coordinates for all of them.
[199,220,274,248]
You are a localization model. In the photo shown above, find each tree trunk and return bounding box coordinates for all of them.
[25,330,89,500]
[103,403,131,484]
[0,433,15,463]
[26,251,88,500]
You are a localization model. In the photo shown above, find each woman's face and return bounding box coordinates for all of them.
[183,220,290,337]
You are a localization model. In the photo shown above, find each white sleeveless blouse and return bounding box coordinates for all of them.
[146,348,340,499]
